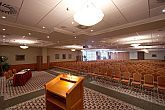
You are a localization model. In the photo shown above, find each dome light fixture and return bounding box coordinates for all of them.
[20,45,28,49]
[74,2,104,26]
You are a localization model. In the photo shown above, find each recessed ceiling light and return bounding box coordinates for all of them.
[28,33,31,35]
[74,36,77,38]
[162,8,165,13]
[157,34,160,36]
[1,16,6,19]
[91,30,93,32]
[2,28,6,31]
[2,35,6,38]
[92,41,94,43]
[47,36,50,38]
[42,26,46,29]
[72,22,74,24]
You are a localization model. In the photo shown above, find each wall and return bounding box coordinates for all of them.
[129,51,138,59]
[48,48,79,62]
[0,45,42,65]
[129,50,165,60]
[144,51,165,60]
[111,52,129,60]
[0,46,80,70]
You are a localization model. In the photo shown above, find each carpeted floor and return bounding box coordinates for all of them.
[90,78,165,107]
[0,71,55,100]
[5,87,143,110]
[1,69,164,110]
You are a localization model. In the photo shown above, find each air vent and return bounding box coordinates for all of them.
[76,25,92,29]
[0,1,18,15]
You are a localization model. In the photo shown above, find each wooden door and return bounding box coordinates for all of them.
[137,51,144,60]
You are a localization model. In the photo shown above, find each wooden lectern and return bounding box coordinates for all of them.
[45,74,84,110]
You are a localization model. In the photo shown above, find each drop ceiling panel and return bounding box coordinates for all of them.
[149,0,165,9]
[150,5,165,17]
[38,0,74,30]
[102,0,127,27]
[17,0,61,27]
[113,0,149,22]
[55,17,79,32]
[85,20,111,33]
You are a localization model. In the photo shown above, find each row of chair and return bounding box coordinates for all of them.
[112,72,165,92]
[52,60,165,92]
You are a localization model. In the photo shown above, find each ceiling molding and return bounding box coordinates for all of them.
[0,20,49,34]
[91,14,165,36]
[53,27,93,36]
[53,27,73,35]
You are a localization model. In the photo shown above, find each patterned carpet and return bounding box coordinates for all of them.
[90,79,165,107]
[0,71,55,100]
[6,88,143,110]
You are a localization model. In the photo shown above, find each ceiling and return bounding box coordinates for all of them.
[0,0,165,51]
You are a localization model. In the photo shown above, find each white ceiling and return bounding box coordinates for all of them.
[0,0,165,51]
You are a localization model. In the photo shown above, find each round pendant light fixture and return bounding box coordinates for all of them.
[74,2,104,26]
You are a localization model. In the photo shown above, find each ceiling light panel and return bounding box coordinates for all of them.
[11,39,37,44]
[17,0,61,27]
[63,45,83,49]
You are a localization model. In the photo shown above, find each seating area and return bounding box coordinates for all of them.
[3,69,32,86]
[52,60,165,93]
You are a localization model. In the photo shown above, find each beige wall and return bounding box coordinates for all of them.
[0,45,42,65]
[0,46,82,65]
[48,48,79,62]
[144,51,165,60]
[129,51,165,60]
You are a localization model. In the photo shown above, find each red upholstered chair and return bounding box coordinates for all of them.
[121,72,130,85]
[143,74,154,91]
[131,73,142,89]
[4,71,13,86]
[8,70,14,78]
[112,71,121,83]
[12,69,17,75]
[157,76,165,93]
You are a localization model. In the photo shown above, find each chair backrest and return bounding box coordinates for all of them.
[114,71,121,78]
[4,72,10,79]
[157,76,165,87]
[8,70,13,77]
[144,74,154,85]
[133,73,141,82]
[122,72,130,80]
[12,69,17,74]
